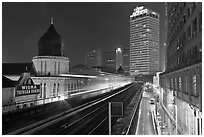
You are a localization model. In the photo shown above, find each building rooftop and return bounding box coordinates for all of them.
[2,76,16,88]
[2,63,36,76]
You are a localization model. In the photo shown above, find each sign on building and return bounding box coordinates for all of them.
[15,74,40,97]
[16,85,40,96]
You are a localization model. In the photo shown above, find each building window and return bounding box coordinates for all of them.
[58,62,60,74]
[199,12,202,32]
[68,84,70,91]
[183,14,186,24]
[192,75,198,96]
[57,83,60,95]
[71,84,73,90]
[54,62,56,75]
[192,18,197,37]
[44,83,46,98]
[192,2,196,12]
[187,6,191,19]
[41,61,43,75]
[174,77,178,91]
[40,83,42,98]
[53,83,56,96]
[187,25,192,41]
[44,62,47,75]
[183,76,188,94]
[192,45,198,60]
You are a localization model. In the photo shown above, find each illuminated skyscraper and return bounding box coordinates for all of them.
[130,6,160,75]
[116,48,123,70]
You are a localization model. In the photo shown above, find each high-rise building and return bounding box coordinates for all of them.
[102,45,126,71]
[160,2,202,135]
[85,49,102,68]
[130,6,160,75]
[102,49,116,69]
[116,47,123,70]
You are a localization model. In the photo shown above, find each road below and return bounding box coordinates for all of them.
[135,91,156,135]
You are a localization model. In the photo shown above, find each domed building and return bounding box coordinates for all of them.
[31,19,82,104]
[32,18,69,76]
[3,19,83,109]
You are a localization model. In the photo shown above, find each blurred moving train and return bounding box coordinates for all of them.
[2,70,133,113]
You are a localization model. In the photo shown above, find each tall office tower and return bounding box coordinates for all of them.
[160,3,202,135]
[130,6,160,75]
[85,49,102,68]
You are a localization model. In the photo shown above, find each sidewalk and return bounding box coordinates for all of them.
[154,101,190,135]
[154,102,169,135]
[160,101,189,135]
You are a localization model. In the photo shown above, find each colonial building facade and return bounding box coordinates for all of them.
[160,2,202,135]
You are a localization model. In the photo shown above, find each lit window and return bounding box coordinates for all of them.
[192,75,198,96]
[147,29,151,32]
[178,77,182,91]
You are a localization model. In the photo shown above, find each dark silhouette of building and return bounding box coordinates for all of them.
[38,18,64,56]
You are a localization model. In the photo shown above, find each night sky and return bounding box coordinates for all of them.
[2,2,166,70]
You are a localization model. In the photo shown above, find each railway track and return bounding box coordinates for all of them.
[4,83,132,134]
[7,82,143,135]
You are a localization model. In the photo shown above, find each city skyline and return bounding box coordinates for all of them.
[3,2,166,69]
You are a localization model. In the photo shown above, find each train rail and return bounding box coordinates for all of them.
[6,83,135,135]
[7,82,143,135]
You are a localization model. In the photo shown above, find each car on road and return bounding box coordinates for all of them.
[150,98,155,105]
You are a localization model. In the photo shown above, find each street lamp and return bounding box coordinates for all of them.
[168,100,177,135]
